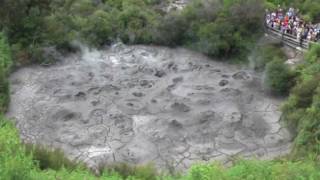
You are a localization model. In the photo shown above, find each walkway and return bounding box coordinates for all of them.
[265,26,316,51]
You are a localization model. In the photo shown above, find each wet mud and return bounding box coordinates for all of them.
[7,44,292,171]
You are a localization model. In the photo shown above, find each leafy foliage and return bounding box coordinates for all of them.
[0,0,265,64]
[265,58,295,95]
[266,0,320,22]
[25,144,78,171]
[0,33,12,113]
[282,44,320,156]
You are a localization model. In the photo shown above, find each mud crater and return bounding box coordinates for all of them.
[7,44,291,171]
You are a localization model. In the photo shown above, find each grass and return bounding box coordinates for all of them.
[24,144,79,171]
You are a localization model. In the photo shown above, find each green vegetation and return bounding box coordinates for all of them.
[282,44,320,157]
[0,0,265,65]
[0,33,12,113]
[25,144,78,171]
[1,0,320,179]
[265,57,295,95]
[266,0,320,21]
[291,0,320,22]
[253,43,295,95]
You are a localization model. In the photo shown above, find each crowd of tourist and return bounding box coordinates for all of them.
[265,6,320,42]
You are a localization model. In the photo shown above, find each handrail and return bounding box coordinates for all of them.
[265,26,317,51]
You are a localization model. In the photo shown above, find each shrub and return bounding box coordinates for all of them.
[43,14,75,49]
[291,76,320,109]
[282,44,320,157]
[265,58,295,95]
[80,10,116,46]
[117,0,159,44]
[25,144,78,171]
[195,19,236,57]
[153,11,188,46]
[0,33,12,113]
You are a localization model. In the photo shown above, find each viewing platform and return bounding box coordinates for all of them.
[265,26,317,51]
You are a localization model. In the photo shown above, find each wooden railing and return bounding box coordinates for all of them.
[265,26,316,51]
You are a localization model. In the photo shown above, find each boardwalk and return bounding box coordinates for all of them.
[266,26,316,51]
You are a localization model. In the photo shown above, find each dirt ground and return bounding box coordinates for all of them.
[7,44,292,171]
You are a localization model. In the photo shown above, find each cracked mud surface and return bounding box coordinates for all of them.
[7,44,292,171]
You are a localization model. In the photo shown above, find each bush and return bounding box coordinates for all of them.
[25,144,78,171]
[300,0,320,22]
[265,58,295,95]
[1,0,266,62]
[117,0,159,44]
[0,33,12,113]
[80,10,116,46]
[282,44,320,157]
[195,19,237,57]
[153,12,188,46]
